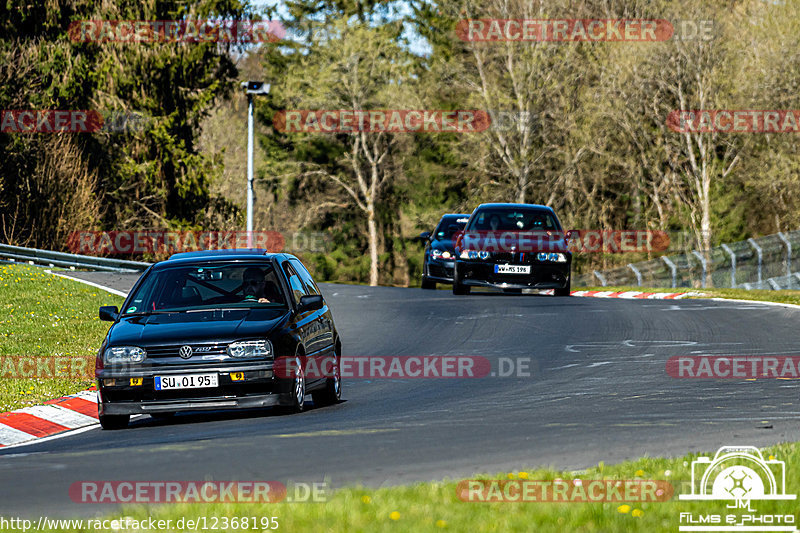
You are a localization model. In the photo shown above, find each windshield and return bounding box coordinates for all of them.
[434,218,468,240]
[122,262,287,314]
[466,208,561,232]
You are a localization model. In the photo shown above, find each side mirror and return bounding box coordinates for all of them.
[99,306,119,322]
[297,294,324,313]
[418,231,431,242]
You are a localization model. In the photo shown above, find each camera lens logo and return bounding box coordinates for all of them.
[679,446,794,503]
[717,467,757,499]
[179,346,193,359]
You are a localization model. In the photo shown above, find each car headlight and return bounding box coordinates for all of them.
[478,251,490,260]
[227,340,273,359]
[431,249,443,259]
[104,346,146,364]
[537,252,567,262]
[460,250,479,260]
[441,251,452,259]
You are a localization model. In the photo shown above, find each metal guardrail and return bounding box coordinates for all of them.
[0,243,151,273]
[574,229,800,290]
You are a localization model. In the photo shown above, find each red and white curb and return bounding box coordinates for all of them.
[542,289,705,299]
[0,389,99,448]
[0,270,131,449]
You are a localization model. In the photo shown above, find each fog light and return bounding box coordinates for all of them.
[537,252,548,261]
[129,377,143,386]
[230,372,245,381]
[103,378,116,387]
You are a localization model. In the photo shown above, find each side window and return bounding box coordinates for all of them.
[291,259,320,295]
[434,221,445,239]
[282,262,308,305]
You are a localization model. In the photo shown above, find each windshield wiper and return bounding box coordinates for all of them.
[123,310,187,316]
[185,308,249,313]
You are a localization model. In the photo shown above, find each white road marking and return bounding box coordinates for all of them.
[44,270,129,297]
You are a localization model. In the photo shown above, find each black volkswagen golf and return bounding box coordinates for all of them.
[95,250,341,429]
[452,203,572,296]
[419,213,470,289]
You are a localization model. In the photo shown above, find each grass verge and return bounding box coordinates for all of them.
[0,263,124,412]
[36,442,799,532]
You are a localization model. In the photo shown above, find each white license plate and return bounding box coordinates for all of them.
[494,264,531,274]
[155,373,218,390]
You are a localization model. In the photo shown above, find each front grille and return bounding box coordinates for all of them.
[145,343,228,358]
[428,264,453,279]
[491,252,535,263]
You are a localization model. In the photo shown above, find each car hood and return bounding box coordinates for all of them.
[429,239,457,253]
[107,308,290,347]
[454,230,570,254]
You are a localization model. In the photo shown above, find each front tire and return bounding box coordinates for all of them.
[421,277,436,290]
[554,278,571,296]
[452,265,471,295]
[99,414,129,430]
[280,355,306,414]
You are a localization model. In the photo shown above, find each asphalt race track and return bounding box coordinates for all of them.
[2,271,800,517]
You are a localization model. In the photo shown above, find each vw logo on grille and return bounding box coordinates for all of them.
[179,345,193,359]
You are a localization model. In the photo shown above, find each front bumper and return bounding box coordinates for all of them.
[456,260,570,289]
[97,361,289,416]
[425,258,456,283]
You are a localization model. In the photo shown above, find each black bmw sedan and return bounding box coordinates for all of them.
[95,250,341,429]
[452,203,572,296]
[419,213,469,289]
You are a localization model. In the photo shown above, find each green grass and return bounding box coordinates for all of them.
[0,263,124,412]
[32,442,799,532]
[579,285,800,306]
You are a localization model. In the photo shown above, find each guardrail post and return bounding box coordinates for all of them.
[747,238,762,283]
[721,244,736,288]
[662,256,677,288]
[627,263,642,286]
[691,250,707,288]
[777,232,792,277]
[768,278,781,291]
[593,270,607,287]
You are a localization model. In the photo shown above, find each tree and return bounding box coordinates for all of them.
[264,17,416,285]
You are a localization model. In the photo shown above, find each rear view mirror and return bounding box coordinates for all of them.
[99,306,119,322]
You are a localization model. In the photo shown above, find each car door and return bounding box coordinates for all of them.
[282,260,323,386]
[290,259,335,382]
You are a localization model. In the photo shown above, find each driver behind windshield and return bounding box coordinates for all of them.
[242,267,275,303]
